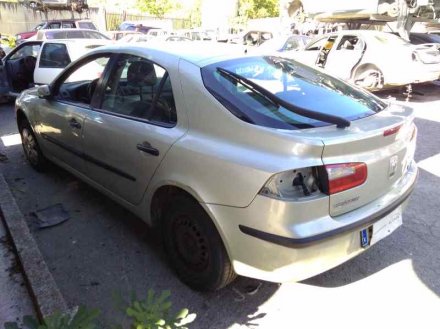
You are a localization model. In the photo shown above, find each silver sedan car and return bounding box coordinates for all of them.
[15,43,418,291]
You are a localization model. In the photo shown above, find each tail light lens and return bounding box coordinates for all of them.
[325,163,367,194]
[259,163,368,200]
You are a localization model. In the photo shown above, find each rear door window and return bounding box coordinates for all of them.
[78,21,97,30]
[100,55,176,126]
[48,22,61,29]
[305,37,327,51]
[62,22,75,28]
[39,43,71,68]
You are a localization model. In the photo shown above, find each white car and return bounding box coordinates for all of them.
[31,28,110,41]
[287,0,432,20]
[254,35,311,54]
[34,39,110,85]
[292,30,440,90]
[15,42,417,290]
[0,39,108,97]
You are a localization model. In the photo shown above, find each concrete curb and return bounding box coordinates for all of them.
[0,173,68,320]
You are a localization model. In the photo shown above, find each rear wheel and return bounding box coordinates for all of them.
[162,194,236,291]
[19,119,47,171]
[353,67,384,91]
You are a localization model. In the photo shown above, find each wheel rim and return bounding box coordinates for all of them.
[172,215,209,272]
[21,128,39,165]
[355,70,383,90]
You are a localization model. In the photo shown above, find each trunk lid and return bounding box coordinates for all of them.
[412,43,440,64]
[318,103,416,216]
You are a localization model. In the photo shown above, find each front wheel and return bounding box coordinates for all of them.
[162,195,236,291]
[19,120,47,171]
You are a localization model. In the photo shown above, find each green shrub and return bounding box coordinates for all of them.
[3,290,196,329]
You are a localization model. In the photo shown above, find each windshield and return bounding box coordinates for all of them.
[201,56,386,130]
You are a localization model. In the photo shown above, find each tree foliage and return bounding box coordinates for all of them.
[136,0,179,18]
[238,0,280,19]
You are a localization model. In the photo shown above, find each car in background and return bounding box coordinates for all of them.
[178,29,213,41]
[118,34,190,43]
[255,34,311,54]
[292,30,440,90]
[118,22,157,34]
[242,30,274,46]
[34,39,109,84]
[287,0,433,21]
[407,32,440,45]
[0,39,107,97]
[16,19,97,44]
[106,31,142,41]
[31,28,110,41]
[14,42,417,291]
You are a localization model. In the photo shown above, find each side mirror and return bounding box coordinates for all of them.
[37,85,51,98]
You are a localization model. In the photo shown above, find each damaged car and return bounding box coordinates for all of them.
[292,30,440,90]
[15,43,418,290]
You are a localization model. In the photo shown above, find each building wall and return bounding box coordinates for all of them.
[0,2,101,35]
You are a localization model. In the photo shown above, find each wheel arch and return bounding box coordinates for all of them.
[148,183,234,261]
[149,183,205,227]
[352,63,383,79]
[351,63,385,90]
[16,107,28,128]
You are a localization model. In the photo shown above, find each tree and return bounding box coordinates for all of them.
[238,0,280,19]
[136,0,179,18]
[189,0,202,28]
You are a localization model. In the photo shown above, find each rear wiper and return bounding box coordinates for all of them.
[216,67,351,129]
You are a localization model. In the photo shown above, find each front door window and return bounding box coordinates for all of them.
[55,55,110,106]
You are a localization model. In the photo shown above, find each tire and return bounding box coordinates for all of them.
[19,119,47,171]
[162,195,236,291]
[353,67,384,91]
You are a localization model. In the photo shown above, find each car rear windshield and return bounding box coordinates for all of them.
[201,56,386,130]
[78,22,97,30]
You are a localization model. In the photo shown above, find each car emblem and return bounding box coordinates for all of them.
[389,155,398,178]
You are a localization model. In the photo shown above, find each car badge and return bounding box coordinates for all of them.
[389,155,398,178]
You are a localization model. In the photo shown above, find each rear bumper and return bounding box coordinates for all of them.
[206,160,418,283]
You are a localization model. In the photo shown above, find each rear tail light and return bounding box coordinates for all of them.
[324,163,367,194]
[259,162,368,200]
[384,124,402,137]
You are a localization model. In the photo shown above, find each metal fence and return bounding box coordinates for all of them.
[105,11,191,31]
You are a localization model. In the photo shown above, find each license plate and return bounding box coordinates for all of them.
[360,206,403,248]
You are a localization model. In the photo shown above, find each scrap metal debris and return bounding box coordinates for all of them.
[35,203,70,229]
[232,281,263,302]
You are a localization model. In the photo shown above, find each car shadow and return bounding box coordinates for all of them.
[374,81,440,103]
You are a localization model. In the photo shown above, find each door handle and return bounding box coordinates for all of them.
[137,142,159,156]
[69,118,81,129]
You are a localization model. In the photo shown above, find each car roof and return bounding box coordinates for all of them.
[91,42,248,67]
[39,28,100,33]
[42,19,93,22]
[42,39,109,45]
